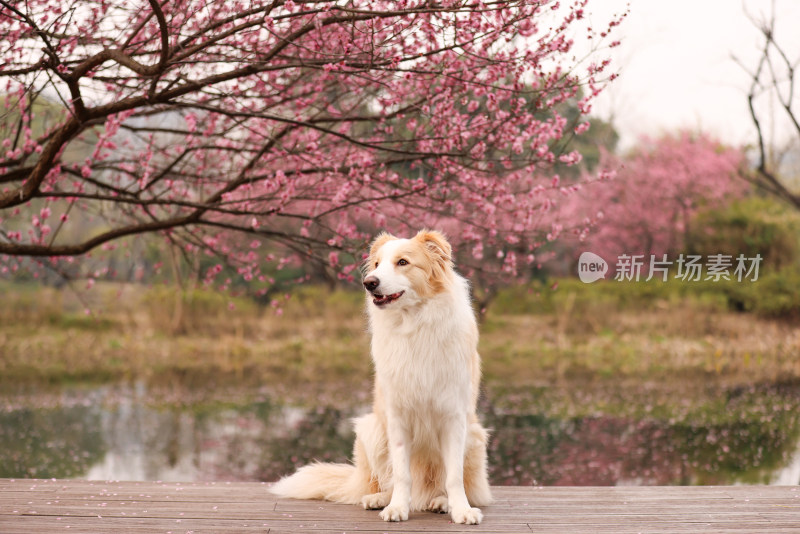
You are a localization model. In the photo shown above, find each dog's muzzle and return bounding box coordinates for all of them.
[363,275,404,307]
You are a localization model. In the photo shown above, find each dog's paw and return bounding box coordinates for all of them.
[427,495,450,514]
[451,506,483,525]
[362,492,391,510]
[379,504,409,522]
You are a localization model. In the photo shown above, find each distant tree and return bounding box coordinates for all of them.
[737,6,800,210]
[0,0,623,290]
[563,132,747,266]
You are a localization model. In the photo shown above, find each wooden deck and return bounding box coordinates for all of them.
[0,479,798,533]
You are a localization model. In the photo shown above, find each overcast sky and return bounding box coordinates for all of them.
[583,0,800,150]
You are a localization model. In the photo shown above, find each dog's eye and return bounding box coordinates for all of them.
[374,261,379,268]
[397,259,409,266]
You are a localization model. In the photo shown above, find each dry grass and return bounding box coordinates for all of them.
[480,307,800,389]
[1,282,798,396]
[0,284,372,397]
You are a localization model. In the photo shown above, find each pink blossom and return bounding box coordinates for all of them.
[185,113,198,133]
[518,18,537,37]
[561,132,747,266]
[0,0,624,289]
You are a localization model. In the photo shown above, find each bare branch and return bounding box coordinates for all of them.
[148,0,171,70]
[740,4,800,210]
[0,117,82,209]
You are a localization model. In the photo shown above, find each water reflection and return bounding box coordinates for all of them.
[0,403,104,478]
[486,414,800,486]
[1,382,798,486]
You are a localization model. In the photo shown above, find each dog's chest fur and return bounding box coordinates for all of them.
[368,284,476,418]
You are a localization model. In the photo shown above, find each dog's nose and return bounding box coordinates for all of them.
[363,276,380,292]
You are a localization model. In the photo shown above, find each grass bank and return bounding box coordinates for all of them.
[1,281,798,398]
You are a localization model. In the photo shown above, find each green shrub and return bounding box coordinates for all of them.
[688,196,800,271]
[718,269,800,319]
[685,197,800,318]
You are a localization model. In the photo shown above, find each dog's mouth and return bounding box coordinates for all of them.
[372,291,404,307]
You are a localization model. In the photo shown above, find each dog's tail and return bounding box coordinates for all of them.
[269,462,369,505]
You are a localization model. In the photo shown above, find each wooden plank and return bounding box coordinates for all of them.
[4,500,796,518]
[0,479,798,534]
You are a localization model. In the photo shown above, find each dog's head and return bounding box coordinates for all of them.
[362,229,453,309]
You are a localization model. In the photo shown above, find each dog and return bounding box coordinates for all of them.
[270,229,492,524]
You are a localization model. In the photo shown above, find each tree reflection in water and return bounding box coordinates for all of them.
[1,382,798,486]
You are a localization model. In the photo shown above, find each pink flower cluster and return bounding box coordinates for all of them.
[561,132,748,266]
[0,0,624,289]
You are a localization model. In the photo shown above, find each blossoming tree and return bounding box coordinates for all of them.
[562,132,747,266]
[0,0,622,290]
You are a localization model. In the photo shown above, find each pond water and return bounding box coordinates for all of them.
[1,381,799,486]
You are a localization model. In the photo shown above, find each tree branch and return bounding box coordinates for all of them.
[741,8,800,210]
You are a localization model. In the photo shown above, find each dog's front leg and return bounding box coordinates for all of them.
[379,416,411,522]
[442,415,483,525]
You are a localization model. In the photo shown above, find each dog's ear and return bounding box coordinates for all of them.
[415,230,454,294]
[415,229,452,265]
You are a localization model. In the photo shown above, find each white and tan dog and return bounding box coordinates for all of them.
[270,230,492,524]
